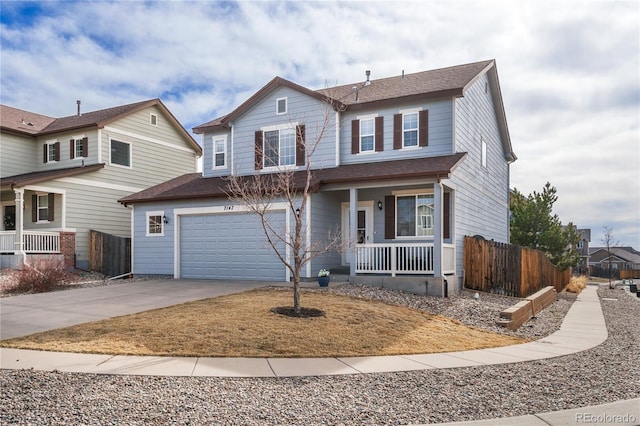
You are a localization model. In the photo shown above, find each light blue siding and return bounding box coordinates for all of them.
[309,191,344,274]
[450,73,511,281]
[339,99,455,165]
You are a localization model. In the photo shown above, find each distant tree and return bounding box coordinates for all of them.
[510,182,581,270]
[601,226,619,289]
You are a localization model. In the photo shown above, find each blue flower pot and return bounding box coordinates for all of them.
[318,276,330,287]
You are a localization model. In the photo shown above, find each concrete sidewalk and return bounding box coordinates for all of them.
[2,282,637,425]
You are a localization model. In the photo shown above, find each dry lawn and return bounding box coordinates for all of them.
[0,288,525,357]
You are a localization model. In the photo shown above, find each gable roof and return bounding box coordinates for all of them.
[192,59,515,162]
[119,153,466,205]
[0,163,105,190]
[589,247,640,263]
[1,99,202,155]
[0,105,56,135]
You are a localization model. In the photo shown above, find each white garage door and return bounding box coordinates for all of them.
[179,212,286,280]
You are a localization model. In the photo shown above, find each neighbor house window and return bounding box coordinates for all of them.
[43,141,60,163]
[360,117,375,152]
[264,127,295,167]
[213,138,226,169]
[110,140,131,167]
[150,113,157,126]
[146,211,164,236]
[70,137,88,159]
[37,194,49,222]
[396,194,434,237]
[276,97,287,115]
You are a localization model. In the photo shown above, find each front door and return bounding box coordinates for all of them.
[3,205,16,231]
[341,201,374,265]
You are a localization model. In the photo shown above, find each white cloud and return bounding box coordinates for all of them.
[1,0,638,246]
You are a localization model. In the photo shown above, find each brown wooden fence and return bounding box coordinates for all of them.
[464,236,570,298]
[621,269,640,279]
[89,230,131,277]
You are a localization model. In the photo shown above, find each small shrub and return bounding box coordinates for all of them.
[565,275,587,294]
[6,258,68,294]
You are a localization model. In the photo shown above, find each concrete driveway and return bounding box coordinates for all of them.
[0,279,270,340]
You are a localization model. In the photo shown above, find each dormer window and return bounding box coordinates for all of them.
[276,97,287,115]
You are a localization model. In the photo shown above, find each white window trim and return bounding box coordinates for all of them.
[261,123,298,170]
[45,140,58,163]
[150,113,158,126]
[146,210,165,236]
[401,110,420,149]
[276,97,287,115]
[212,136,227,169]
[72,135,86,160]
[481,137,488,168]
[356,114,378,155]
[109,138,132,169]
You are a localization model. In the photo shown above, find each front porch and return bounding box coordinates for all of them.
[0,230,75,269]
[355,242,455,276]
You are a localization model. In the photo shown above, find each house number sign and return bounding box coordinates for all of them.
[223,205,234,211]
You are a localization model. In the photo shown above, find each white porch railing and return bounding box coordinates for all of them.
[355,243,456,276]
[0,231,61,254]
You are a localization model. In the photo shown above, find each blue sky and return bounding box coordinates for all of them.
[1,0,638,248]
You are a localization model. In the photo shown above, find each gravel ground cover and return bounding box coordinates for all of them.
[1,284,638,425]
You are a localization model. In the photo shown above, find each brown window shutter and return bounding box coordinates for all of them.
[443,191,451,240]
[351,120,359,154]
[48,193,55,222]
[70,139,75,159]
[43,144,48,163]
[419,110,428,147]
[32,194,37,222]
[296,125,305,166]
[384,195,395,239]
[254,131,263,170]
[54,142,60,161]
[375,116,384,152]
[393,114,402,150]
[82,137,88,157]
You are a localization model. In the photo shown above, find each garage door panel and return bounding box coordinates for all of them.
[180,212,286,280]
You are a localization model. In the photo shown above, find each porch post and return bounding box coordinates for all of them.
[349,187,358,276]
[14,188,24,255]
[433,181,442,277]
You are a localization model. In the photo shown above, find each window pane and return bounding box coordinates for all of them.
[111,140,130,166]
[214,140,225,167]
[48,144,56,161]
[38,195,48,221]
[149,215,162,234]
[397,196,416,236]
[279,128,295,166]
[264,130,279,167]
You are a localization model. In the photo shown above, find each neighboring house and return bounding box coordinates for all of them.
[576,228,591,274]
[589,246,640,272]
[120,59,516,296]
[0,99,202,270]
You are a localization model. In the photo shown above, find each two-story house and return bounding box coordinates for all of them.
[0,99,202,270]
[120,60,516,296]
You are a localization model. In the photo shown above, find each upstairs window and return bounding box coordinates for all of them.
[403,112,418,147]
[43,141,60,163]
[110,139,131,167]
[150,113,158,126]
[351,116,383,154]
[255,125,305,170]
[360,118,375,152]
[393,110,428,150]
[213,138,226,169]
[276,97,287,115]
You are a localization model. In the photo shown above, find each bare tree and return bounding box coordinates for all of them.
[601,226,619,289]
[225,100,345,315]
